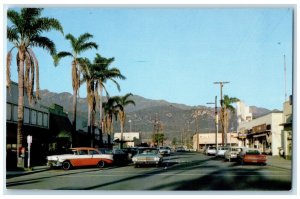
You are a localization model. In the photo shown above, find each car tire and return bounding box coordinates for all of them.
[97,160,105,168]
[62,161,72,170]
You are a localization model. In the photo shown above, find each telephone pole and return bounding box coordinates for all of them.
[214,81,229,146]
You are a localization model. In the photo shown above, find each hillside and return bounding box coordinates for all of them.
[38,89,272,140]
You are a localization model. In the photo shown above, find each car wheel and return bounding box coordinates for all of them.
[97,160,105,168]
[62,161,72,170]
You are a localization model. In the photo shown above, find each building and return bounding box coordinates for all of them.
[114,132,142,147]
[6,82,50,168]
[280,97,293,159]
[237,111,283,156]
[192,132,238,152]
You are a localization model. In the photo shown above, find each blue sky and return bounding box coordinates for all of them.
[6,6,294,110]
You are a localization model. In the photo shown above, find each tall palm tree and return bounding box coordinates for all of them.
[221,95,239,145]
[117,93,136,149]
[79,58,98,147]
[93,53,125,147]
[54,33,98,146]
[6,8,63,167]
[102,96,121,147]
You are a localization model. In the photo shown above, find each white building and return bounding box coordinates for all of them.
[280,98,292,159]
[237,112,283,156]
[114,132,141,147]
[192,132,238,152]
[236,101,253,124]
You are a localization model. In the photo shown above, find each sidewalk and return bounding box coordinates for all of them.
[6,165,50,178]
[266,155,292,170]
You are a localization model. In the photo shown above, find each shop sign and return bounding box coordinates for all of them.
[238,133,247,138]
[252,124,267,134]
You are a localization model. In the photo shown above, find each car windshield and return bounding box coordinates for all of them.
[209,147,216,150]
[246,150,260,155]
[138,148,158,155]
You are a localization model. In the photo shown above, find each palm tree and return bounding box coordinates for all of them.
[78,58,98,147]
[6,8,63,167]
[220,95,239,145]
[117,93,136,149]
[93,53,125,147]
[54,33,98,146]
[102,97,121,148]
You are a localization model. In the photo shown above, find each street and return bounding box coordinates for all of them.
[5,152,292,191]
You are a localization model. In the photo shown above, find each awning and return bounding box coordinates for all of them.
[253,133,267,138]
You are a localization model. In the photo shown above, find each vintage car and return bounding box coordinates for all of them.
[237,148,267,165]
[132,147,163,167]
[224,146,245,162]
[47,147,114,170]
[158,146,171,156]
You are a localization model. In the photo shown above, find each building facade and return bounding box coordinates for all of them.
[237,112,283,156]
[192,132,238,152]
[280,98,293,159]
[114,132,142,147]
[6,82,50,168]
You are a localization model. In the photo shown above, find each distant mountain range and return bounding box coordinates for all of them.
[38,89,273,140]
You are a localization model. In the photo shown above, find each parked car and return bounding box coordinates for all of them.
[224,147,245,162]
[47,147,114,170]
[132,147,163,167]
[158,146,171,156]
[112,149,130,165]
[237,148,267,165]
[205,146,217,156]
[216,146,230,158]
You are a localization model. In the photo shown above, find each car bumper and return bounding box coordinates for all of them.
[47,160,62,167]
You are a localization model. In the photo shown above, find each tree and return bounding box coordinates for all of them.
[78,58,98,147]
[93,54,125,146]
[6,8,63,167]
[117,93,136,149]
[220,95,239,145]
[102,96,121,148]
[54,33,98,146]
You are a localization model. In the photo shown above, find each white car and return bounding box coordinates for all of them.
[47,147,114,170]
[224,147,245,162]
[158,146,171,156]
[216,146,230,157]
[205,146,217,156]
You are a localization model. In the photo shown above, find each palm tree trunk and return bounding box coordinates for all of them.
[17,48,25,168]
[72,88,77,147]
[88,104,92,147]
[98,83,103,147]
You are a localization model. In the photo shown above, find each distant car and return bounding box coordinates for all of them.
[158,146,171,156]
[47,147,114,170]
[216,146,230,158]
[224,147,245,162]
[238,148,267,165]
[175,147,186,152]
[132,147,163,167]
[113,149,130,165]
[205,146,217,156]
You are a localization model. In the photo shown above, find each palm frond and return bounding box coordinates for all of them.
[34,17,64,34]
[77,42,98,53]
[77,33,94,44]
[53,51,73,66]
[7,26,19,43]
[65,33,77,50]
[28,48,40,99]
[31,36,56,55]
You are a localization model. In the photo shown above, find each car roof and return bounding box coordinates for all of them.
[70,147,98,150]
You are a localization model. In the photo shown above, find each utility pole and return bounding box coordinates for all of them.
[207,96,218,151]
[214,81,229,146]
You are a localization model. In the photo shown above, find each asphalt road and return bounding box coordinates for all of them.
[5,152,292,192]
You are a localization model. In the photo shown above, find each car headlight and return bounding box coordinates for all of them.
[132,157,137,161]
[154,157,160,161]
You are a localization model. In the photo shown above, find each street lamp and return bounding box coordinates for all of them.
[207,96,218,151]
[128,120,132,132]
